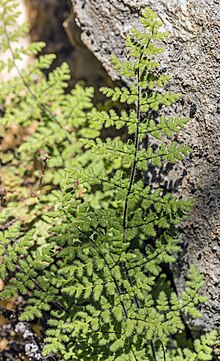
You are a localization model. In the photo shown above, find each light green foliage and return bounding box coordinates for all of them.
[0,2,217,361]
[0,0,104,232]
[168,331,218,361]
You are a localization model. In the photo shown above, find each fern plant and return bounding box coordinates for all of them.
[0,2,217,361]
[0,0,110,243]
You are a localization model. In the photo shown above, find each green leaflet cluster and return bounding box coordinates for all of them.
[0,2,217,361]
[0,0,104,233]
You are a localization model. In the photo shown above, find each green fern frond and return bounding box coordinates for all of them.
[0,3,216,361]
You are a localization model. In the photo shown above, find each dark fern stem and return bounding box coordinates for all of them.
[122,63,141,229]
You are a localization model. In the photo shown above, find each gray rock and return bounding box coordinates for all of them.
[70,0,220,331]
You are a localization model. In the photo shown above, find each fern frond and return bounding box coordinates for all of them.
[0,3,216,361]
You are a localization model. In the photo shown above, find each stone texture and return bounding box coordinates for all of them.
[70,0,220,332]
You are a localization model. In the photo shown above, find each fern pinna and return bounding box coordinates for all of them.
[0,4,216,361]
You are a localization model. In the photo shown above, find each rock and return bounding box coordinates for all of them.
[69,0,220,332]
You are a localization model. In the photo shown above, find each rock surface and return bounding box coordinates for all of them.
[70,0,220,332]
